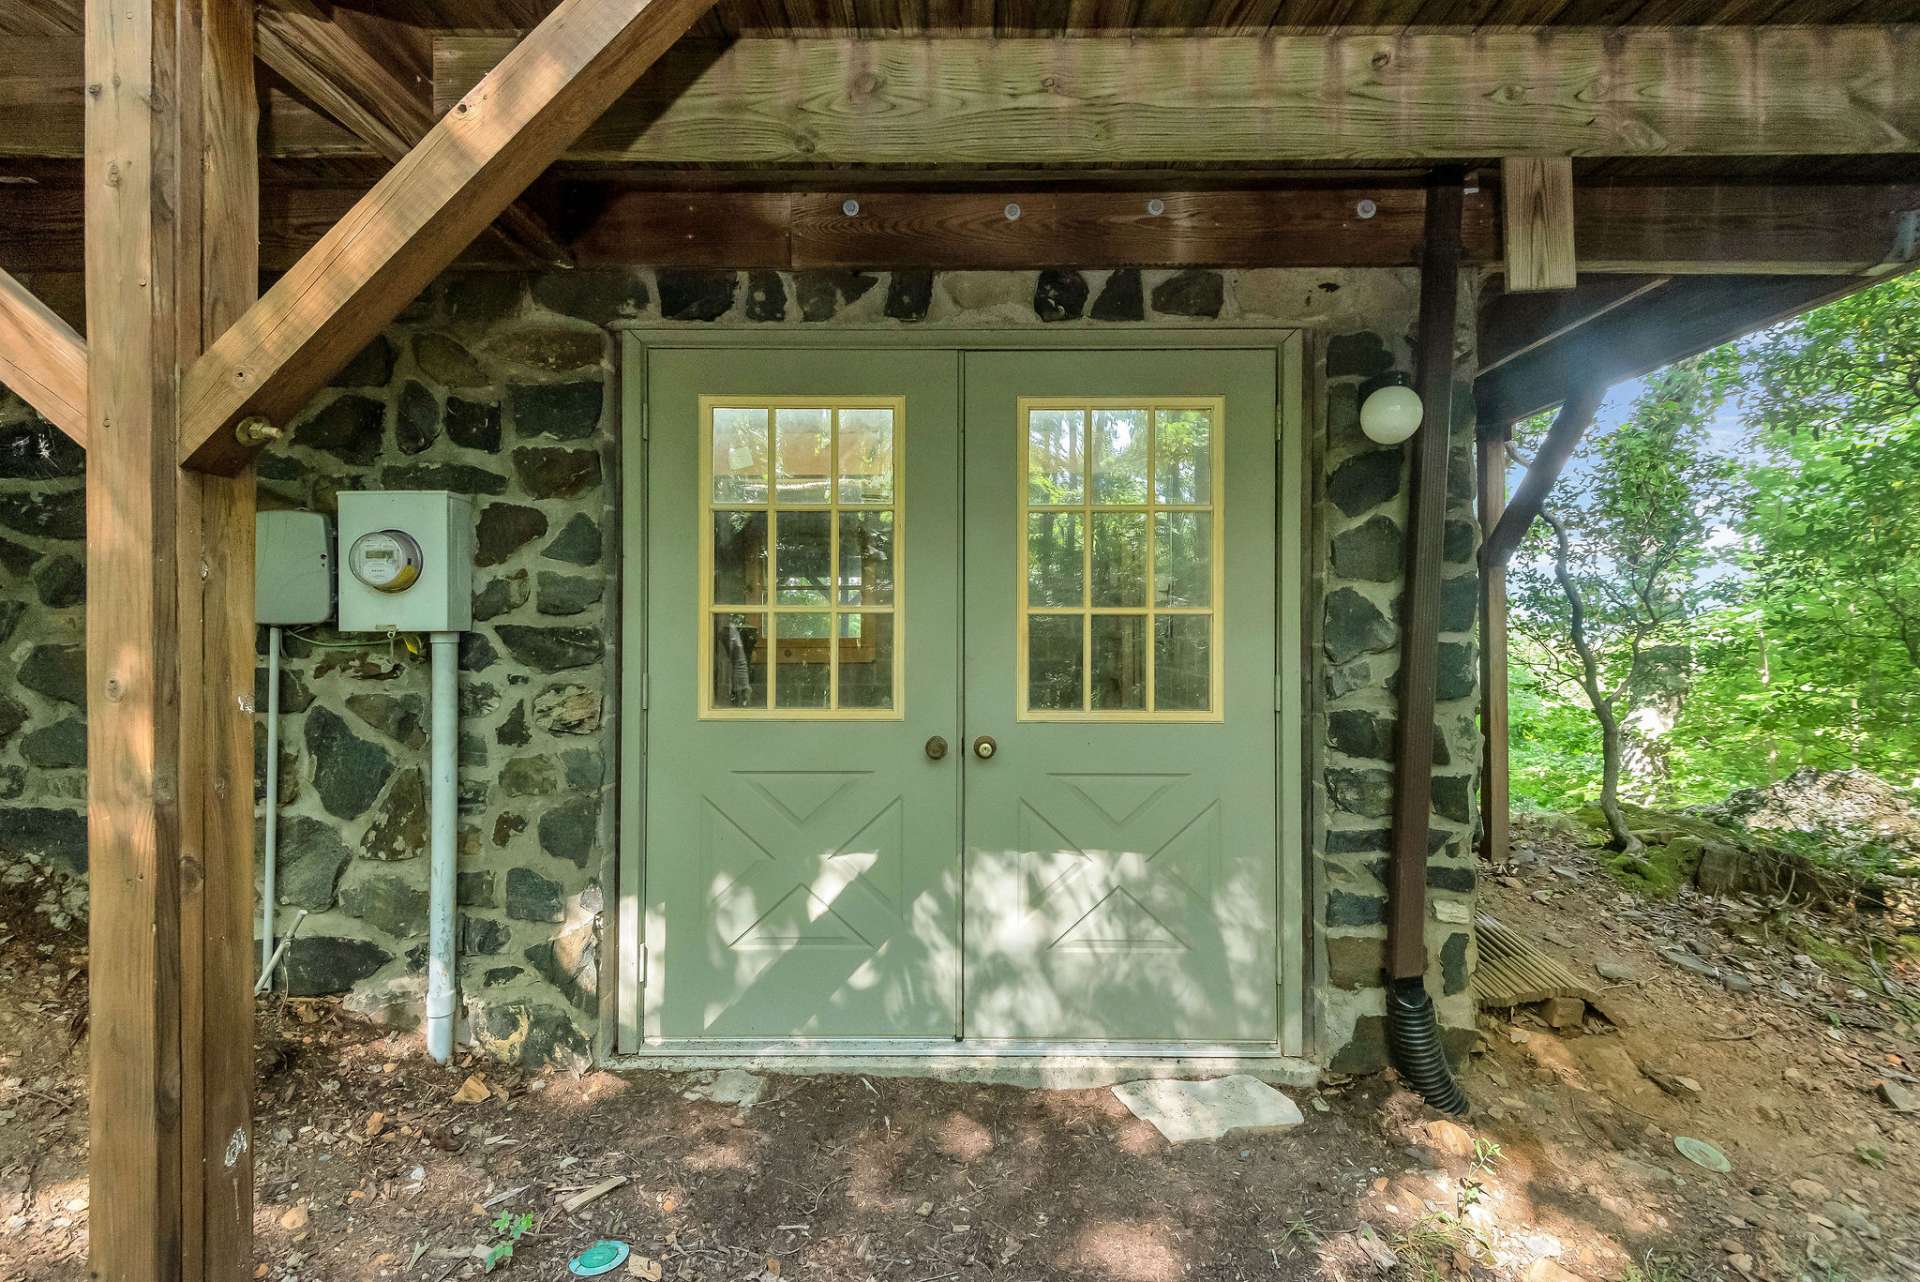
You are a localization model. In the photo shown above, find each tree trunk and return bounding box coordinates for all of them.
[1541,507,1644,856]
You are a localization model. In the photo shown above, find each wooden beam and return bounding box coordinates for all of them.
[1480,383,1606,571]
[1477,423,1511,866]
[0,267,86,442]
[179,0,718,473]
[1501,157,1576,291]
[1478,274,1670,374]
[436,28,1920,165]
[1387,169,1466,985]
[1474,272,1892,425]
[254,0,573,267]
[1572,183,1920,275]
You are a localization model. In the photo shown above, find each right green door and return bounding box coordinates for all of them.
[960,349,1281,1042]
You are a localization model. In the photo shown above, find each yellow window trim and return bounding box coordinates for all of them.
[698,395,907,720]
[1016,396,1227,723]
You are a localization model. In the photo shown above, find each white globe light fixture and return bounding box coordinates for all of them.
[1360,383,1424,446]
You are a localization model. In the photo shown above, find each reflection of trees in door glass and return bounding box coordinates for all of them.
[1091,615,1147,710]
[713,613,768,708]
[1028,616,1084,711]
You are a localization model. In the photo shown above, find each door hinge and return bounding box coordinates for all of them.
[638,947,649,987]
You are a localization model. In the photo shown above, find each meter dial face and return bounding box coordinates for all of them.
[348,529,423,593]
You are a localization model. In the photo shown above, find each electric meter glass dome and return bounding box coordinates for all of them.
[348,528,424,593]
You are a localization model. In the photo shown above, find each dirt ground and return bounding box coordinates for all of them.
[2,826,1916,1282]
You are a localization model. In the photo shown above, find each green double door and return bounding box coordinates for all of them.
[641,344,1280,1044]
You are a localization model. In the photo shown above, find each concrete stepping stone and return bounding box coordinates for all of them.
[1110,1074,1305,1144]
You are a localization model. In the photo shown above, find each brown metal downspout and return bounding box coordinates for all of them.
[1388,169,1468,983]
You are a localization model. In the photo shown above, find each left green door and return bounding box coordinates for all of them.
[642,348,963,1039]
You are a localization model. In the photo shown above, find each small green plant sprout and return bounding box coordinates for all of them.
[1618,1251,1684,1282]
[1469,1137,1504,1175]
[483,1210,536,1274]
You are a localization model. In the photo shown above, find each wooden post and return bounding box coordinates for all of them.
[1476,423,1511,866]
[85,0,257,1272]
[1387,168,1466,983]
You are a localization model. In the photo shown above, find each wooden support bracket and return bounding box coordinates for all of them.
[1502,158,1577,292]
[0,267,87,443]
[1480,384,1607,572]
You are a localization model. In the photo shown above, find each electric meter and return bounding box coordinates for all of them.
[348,528,424,593]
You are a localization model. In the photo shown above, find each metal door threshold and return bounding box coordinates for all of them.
[608,1040,1319,1089]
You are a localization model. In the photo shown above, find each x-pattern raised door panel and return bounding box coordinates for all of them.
[962,350,1280,1043]
[644,349,962,1040]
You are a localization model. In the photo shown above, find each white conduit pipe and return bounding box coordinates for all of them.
[259,625,283,985]
[426,631,461,1063]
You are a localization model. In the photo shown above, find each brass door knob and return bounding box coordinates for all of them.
[925,735,949,761]
[972,735,998,760]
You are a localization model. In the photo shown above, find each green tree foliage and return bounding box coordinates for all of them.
[1509,274,1920,815]
[1507,361,1736,848]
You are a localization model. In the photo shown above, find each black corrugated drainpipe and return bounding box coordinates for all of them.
[1385,168,1470,1116]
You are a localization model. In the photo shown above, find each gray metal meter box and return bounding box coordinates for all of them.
[254,511,334,625]
[336,491,474,634]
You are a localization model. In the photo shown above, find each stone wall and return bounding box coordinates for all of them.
[0,264,1481,1070]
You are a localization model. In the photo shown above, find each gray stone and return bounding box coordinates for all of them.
[496,701,530,747]
[1091,269,1145,322]
[484,325,604,373]
[884,272,933,321]
[495,624,600,672]
[509,381,603,441]
[1444,518,1476,563]
[1436,641,1475,702]
[1595,959,1637,982]
[1328,710,1394,761]
[295,395,386,465]
[1326,827,1391,855]
[796,270,878,321]
[1327,767,1394,818]
[475,503,549,567]
[1440,931,1470,996]
[1331,516,1404,582]
[536,572,603,616]
[506,867,566,923]
[1327,332,1395,379]
[461,914,511,955]
[395,380,440,454]
[744,271,787,322]
[532,271,649,326]
[276,816,353,909]
[1110,1074,1303,1144]
[459,680,500,719]
[658,270,738,322]
[346,693,427,749]
[20,717,85,769]
[0,694,26,750]
[533,682,602,734]
[473,1000,589,1068]
[1034,270,1089,322]
[0,766,23,800]
[19,644,87,705]
[1327,934,1388,989]
[1324,588,1394,665]
[1432,774,1472,824]
[542,513,602,566]
[0,489,85,540]
[512,446,602,499]
[460,631,498,672]
[472,570,530,621]
[412,333,489,388]
[442,275,525,331]
[282,936,391,997]
[526,926,597,1014]
[502,756,560,797]
[1328,450,1402,517]
[459,870,497,908]
[1150,270,1224,318]
[539,794,601,867]
[331,335,396,388]
[445,397,503,452]
[482,965,524,987]
[305,706,394,820]
[382,462,509,496]
[340,874,430,937]
[362,768,427,861]
[459,729,489,768]
[681,1068,765,1108]
[33,554,84,607]
[1428,863,1475,894]
[0,423,85,478]
[561,748,605,790]
[0,598,29,647]
[1441,573,1478,633]
[1326,891,1387,927]
[1324,658,1372,700]
[0,805,87,876]
[256,664,314,715]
